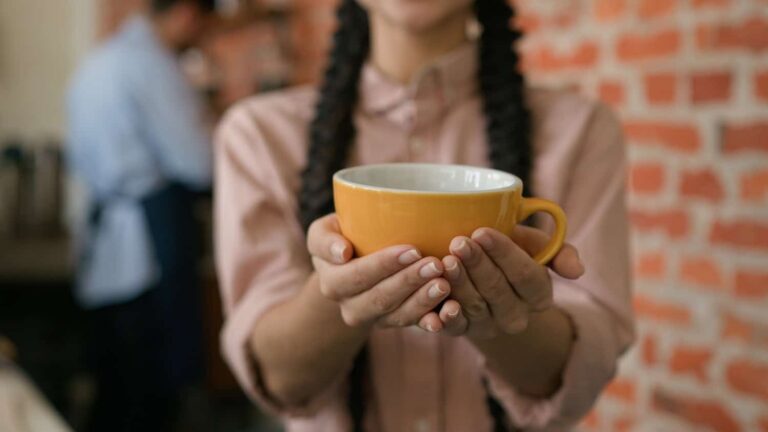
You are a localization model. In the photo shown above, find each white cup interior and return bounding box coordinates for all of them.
[334,163,521,193]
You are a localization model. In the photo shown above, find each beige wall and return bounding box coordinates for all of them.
[0,0,96,142]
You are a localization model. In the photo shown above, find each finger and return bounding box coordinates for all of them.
[472,228,553,311]
[307,214,353,264]
[340,257,444,326]
[322,245,424,300]
[441,255,491,322]
[380,278,451,328]
[509,225,585,279]
[450,236,527,334]
[418,312,444,333]
[438,300,468,336]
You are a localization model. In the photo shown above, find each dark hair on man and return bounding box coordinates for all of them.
[151,0,215,13]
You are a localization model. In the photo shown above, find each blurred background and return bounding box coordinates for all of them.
[0,0,766,431]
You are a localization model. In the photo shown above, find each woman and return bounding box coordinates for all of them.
[215,0,635,430]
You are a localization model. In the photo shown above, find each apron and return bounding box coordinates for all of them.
[87,182,204,393]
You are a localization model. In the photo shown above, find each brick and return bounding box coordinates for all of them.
[722,312,768,348]
[680,168,725,202]
[741,170,768,201]
[634,295,692,325]
[638,0,678,18]
[635,251,666,279]
[630,162,665,194]
[515,12,541,33]
[723,122,768,154]
[756,70,768,102]
[652,389,741,432]
[691,71,733,103]
[624,121,700,152]
[599,81,625,106]
[581,409,601,430]
[630,209,689,238]
[734,270,768,299]
[726,359,768,401]
[614,415,635,432]
[644,72,677,104]
[604,377,637,403]
[642,333,659,365]
[680,256,724,288]
[697,17,768,52]
[524,41,599,71]
[692,0,731,8]
[617,29,680,61]
[710,219,768,250]
[669,346,713,382]
[595,0,627,22]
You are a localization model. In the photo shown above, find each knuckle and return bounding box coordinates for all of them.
[512,260,540,286]
[349,265,368,293]
[384,313,410,328]
[480,271,509,299]
[500,316,529,334]
[371,292,395,314]
[463,299,489,319]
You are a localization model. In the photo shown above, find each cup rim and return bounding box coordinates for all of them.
[333,163,523,195]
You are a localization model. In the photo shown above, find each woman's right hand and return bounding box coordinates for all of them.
[308,214,450,332]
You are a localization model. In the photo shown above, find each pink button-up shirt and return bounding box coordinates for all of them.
[214,42,635,432]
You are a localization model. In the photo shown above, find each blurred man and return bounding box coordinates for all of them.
[66,1,214,430]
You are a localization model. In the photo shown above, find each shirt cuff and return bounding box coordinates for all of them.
[220,272,344,418]
[482,289,621,431]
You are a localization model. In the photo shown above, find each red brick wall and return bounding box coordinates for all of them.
[292,1,768,430]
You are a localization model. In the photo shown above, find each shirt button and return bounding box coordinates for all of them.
[414,418,430,432]
[409,137,426,155]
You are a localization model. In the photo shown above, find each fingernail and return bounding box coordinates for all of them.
[428,283,446,299]
[398,249,422,265]
[446,304,460,318]
[425,322,437,333]
[473,231,493,250]
[444,260,459,281]
[419,261,442,278]
[331,242,347,263]
[576,256,586,274]
[451,238,472,259]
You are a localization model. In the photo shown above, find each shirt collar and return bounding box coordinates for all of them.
[358,41,478,125]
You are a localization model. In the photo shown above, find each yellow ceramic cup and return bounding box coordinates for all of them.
[333,163,568,265]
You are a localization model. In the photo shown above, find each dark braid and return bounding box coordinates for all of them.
[298,0,530,430]
[299,0,369,232]
[475,0,532,197]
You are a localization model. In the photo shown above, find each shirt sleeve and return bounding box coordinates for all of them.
[136,53,212,189]
[483,102,636,431]
[214,105,340,416]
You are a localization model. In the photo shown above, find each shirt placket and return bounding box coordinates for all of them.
[404,76,442,163]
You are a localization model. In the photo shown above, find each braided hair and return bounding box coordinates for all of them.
[298,0,530,429]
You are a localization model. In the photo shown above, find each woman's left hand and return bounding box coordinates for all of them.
[435,226,585,340]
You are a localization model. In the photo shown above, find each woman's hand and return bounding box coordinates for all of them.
[437,226,585,339]
[308,214,450,332]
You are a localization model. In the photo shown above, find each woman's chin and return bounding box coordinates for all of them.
[365,0,473,34]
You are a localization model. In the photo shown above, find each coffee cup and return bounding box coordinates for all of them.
[333,163,567,264]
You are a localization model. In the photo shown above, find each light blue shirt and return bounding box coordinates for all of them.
[67,16,212,309]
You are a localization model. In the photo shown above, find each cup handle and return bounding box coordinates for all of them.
[516,198,568,265]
